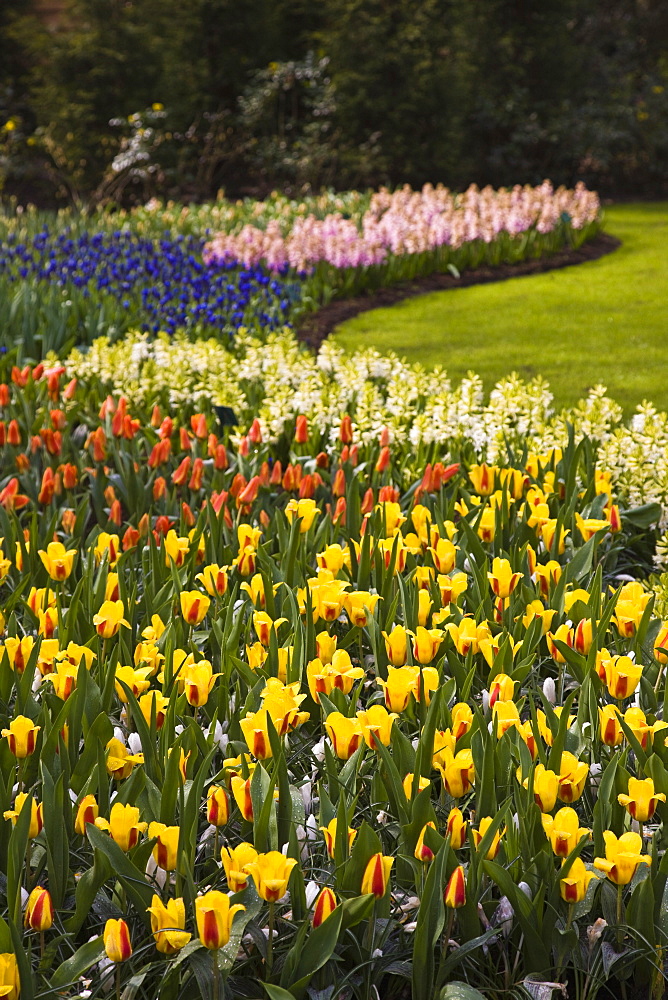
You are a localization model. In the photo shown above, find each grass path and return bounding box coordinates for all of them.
[331,203,668,414]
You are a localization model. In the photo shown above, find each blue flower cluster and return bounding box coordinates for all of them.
[0,228,301,337]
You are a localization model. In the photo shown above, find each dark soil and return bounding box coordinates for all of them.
[295,231,621,351]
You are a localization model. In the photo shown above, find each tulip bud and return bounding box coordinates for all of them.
[25,886,53,931]
[313,887,337,927]
[104,918,132,962]
[444,865,466,908]
[361,852,394,897]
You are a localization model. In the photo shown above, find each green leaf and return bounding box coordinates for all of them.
[263,986,296,1000]
[441,983,489,1000]
[50,937,105,989]
[412,832,448,1000]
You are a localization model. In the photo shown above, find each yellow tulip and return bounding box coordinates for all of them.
[437,572,468,606]
[105,737,144,780]
[444,865,466,908]
[114,664,152,703]
[560,857,598,903]
[472,816,502,859]
[604,655,643,700]
[315,631,337,664]
[245,850,298,901]
[541,519,569,554]
[24,886,53,932]
[429,538,458,574]
[623,706,668,750]
[594,831,651,885]
[313,886,338,927]
[183,659,217,707]
[446,807,467,849]
[557,752,589,803]
[240,708,276,759]
[344,590,380,627]
[361,852,394,897]
[377,665,418,712]
[618,777,666,823]
[195,890,245,948]
[38,541,76,581]
[524,764,559,812]
[488,672,515,707]
[325,712,364,760]
[534,560,562,599]
[402,773,431,799]
[285,498,320,532]
[546,624,574,663]
[2,715,40,758]
[207,786,230,827]
[2,634,36,673]
[599,704,623,747]
[575,513,610,542]
[93,600,130,639]
[164,529,190,567]
[320,818,357,858]
[317,543,351,574]
[148,895,191,953]
[231,775,254,821]
[180,590,211,625]
[488,557,522,599]
[196,563,229,597]
[0,954,19,1000]
[138,690,169,729]
[492,700,521,736]
[357,704,397,748]
[521,600,555,634]
[412,626,444,664]
[4,793,43,838]
[415,821,438,862]
[435,748,475,797]
[469,463,497,495]
[94,802,147,851]
[221,842,258,892]
[537,708,574,747]
[240,573,266,607]
[444,618,491,656]
[148,822,180,871]
[542,807,590,857]
[104,918,132,962]
[382,625,411,666]
[74,794,99,835]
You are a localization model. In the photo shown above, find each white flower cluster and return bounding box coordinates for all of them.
[61,328,668,534]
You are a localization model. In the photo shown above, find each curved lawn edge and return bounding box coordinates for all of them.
[295,231,620,351]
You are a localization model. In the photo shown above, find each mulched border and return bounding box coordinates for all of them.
[295,231,621,351]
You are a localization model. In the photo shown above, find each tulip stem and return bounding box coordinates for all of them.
[616,883,624,950]
[213,950,220,1000]
[115,965,121,1000]
[40,929,45,960]
[442,909,455,960]
[267,900,275,978]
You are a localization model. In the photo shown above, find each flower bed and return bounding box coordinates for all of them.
[0,362,666,998]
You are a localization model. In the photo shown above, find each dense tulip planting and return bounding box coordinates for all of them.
[0,361,665,1000]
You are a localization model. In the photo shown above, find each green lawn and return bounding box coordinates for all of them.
[332,203,668,414]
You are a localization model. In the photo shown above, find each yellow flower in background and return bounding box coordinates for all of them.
[148,895,191,954]
[469,463,497,495]
[164,530,190,567]
[402,772,430,799]
[575,513,610,542]
[94,532,120,566]
[492,700,521,736]
[231,775,254,821]
[114,664,152,702]
[546,623,574,663]
[104,919,132,962]
[95,802,147,851]
[245,851,298,901]
[195,891,245,948]
[599,704,623,746]
[541,519,569,554]
[435,748,475,797]
[618,777,666,822]
[38,541,76,580]
[24,886,53,932]
[445,618,491,655]
[522,763,559,812]
[534,560,561,598]
[412,626,444,664]
[2,635,36,673]
[74,794,99,835]
[488,672,515,707]
[594,831,651,885]
[285,498,320,532]
[437,572,468,606]
[415,821,437,862]
[317,543,351,574]
[183,659,217,707]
